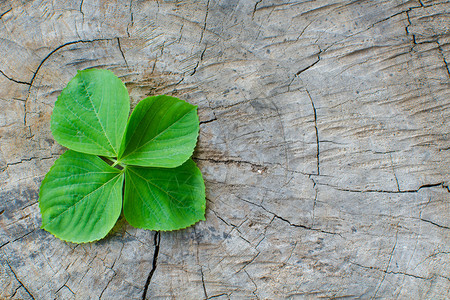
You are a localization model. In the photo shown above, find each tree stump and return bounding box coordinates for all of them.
[0,0,449,299]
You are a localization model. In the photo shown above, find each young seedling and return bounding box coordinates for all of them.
[39,69,205,243]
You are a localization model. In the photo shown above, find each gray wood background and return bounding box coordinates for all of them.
[0,0,449,299]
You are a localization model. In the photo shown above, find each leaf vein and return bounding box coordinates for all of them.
[121,108,196,160]
[43,174,122,229]
[79,77,117,156]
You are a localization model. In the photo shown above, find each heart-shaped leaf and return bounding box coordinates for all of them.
[39,150,124,243]
[51,69,130,157]
[123,159,206,231]
[118,95,199,167]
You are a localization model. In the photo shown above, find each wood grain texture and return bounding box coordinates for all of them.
[0,0,449,299]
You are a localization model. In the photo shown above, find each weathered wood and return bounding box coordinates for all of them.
[0,0,449,299]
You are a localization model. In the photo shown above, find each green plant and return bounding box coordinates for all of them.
[38,69,205,243]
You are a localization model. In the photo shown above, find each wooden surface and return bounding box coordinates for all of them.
[0,0,449,299]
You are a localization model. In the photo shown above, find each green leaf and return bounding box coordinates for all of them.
[39,150,124,243]
[124,159,206,231]
[41,69,206,243]
[51,69,130,157]
[118,95,199,167]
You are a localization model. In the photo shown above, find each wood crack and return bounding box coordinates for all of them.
[0,241,10,249]
[117,37,129,68]
[405,9,417,49]
[317,182,449,194]
[237,252,260,273]
[200,267,208,299]
[207,293,228,299]
[436,40,450,79]
[1,155,56,173]
[193,157,267,172]
[310,175,319,227]
[55,277,73,296]
[351,262,430,280]
[24,37,118,126]
[0,8,11,19]
[371,229,398,299]
[199,117,217,125]
[306,88,320,175]
[296,48,322,76]
[142,232,160,300]
[191,45,207,76]
[244,269,260,299]
[5,258,35,300]
[127,0,134,37]
[0,69,31,85]
[238,197,342,236]
[252,0,262,20]
[389,154,400,192]
[420,218,449,230]
[79,0,84,21]
[99,271,117,299]
[199,0,210,44]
